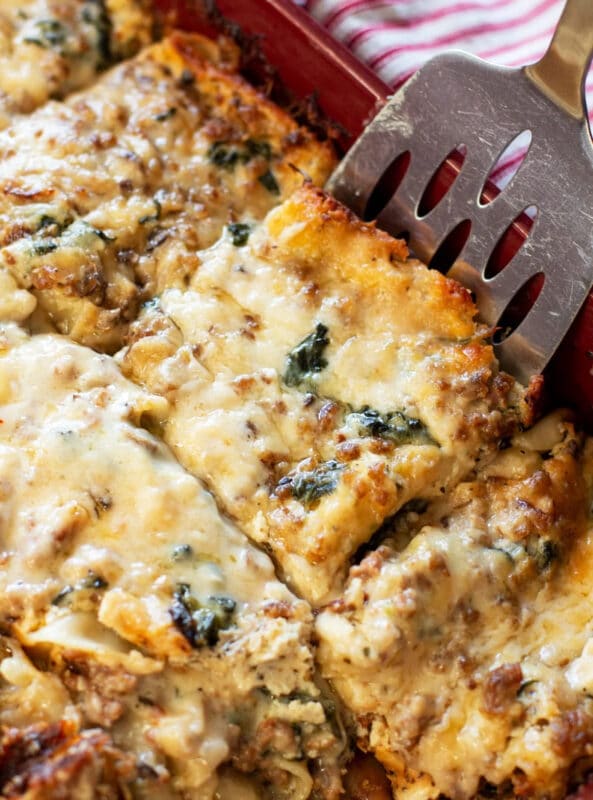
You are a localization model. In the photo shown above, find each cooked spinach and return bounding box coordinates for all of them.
[24,19,67,49]
[146,227,169,252]
[33,240,58,256]
[347,406,434,446]
[258,169,280,195]
[284,323,330,388]
[91,226,115,242]
[154,107,177,122]
[51,585,74,606]
[37,215,62,232]
[208,139,272,171]
[51,570,108,606]
[285,460,344,507]
[227,222,251,247]
[81,0,111,64]
[532,539,558,571]
[169,583,236,648]
[30,219,114,258]
[517,679,539,697]
[80,571,108,590]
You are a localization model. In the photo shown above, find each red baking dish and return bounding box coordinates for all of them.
[156,0,593,426]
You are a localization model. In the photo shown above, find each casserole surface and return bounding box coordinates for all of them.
[0,4,592,799]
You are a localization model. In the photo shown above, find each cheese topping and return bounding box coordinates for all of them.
[0,20,592,800]
[0,0,153,128]
[121,186,524,603]
[0,33,335,351]
[316,412,593,800]
[0,324,344,798]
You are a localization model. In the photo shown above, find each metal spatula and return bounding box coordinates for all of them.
[327,0,593,384]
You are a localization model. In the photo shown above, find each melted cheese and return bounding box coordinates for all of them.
[120,186,524,604]
[0,33,335,350]
[0,0,153,127]
[316,412,593,800]
[0,324,344,798]
[0,22,590,800]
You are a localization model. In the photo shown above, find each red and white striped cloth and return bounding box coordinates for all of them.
[296,0,593,187]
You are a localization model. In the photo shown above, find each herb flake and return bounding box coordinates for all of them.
[284,323,330,388]
[227,222,251,247]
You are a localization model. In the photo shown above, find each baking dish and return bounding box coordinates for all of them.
[158,0,593,425]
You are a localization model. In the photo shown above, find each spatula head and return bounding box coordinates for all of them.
[327,52,593,384]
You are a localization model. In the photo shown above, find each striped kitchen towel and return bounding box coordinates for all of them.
[299,0,592,187]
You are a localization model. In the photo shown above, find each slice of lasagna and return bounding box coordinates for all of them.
[0,0,154,127]
[120,185,526,603]
[316,410,593,800]
[0,323,345,799]
[0,32,336,350]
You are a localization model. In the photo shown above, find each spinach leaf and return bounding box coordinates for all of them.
[171,543,193,562]
[208,139,272,171]
[51,570,108,606]
[258,169,280,195]
[227,222,251,247]
[169,583,236,648]
[81,1,111,64]
[154,107,177,122]
[24,19,67,49]
[347,406,434,446]
[139,197,162,225]
[532,539,558,572]
[286,460,344,507]
[284,323,330,388]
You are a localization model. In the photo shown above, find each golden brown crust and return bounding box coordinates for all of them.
[0,721,136,799]
[0,32,336,350]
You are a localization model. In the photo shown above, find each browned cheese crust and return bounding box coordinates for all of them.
[316,411,593,800]
[120,184,526,603]
[0,32,336,349]
[0,0,154,127]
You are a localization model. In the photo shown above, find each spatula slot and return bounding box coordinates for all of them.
[484,205,538,279]
[362,150,411,221]
[492,272,545,344]
[417,145,466,218]
[428,219,472,274]
[478,130,532,206]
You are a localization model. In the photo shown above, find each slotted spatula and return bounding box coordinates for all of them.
[327,0,593,384]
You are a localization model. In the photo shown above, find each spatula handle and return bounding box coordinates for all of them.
[525,0,593,120]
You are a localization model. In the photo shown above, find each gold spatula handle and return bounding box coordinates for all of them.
[525,0,593,119]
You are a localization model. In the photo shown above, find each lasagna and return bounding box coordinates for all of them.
[121,185,525,603]
[0,9,591,800]
[0,0,153,127]
[317,411,593,799]
[0,323,345,799]
[0,32,335,350]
